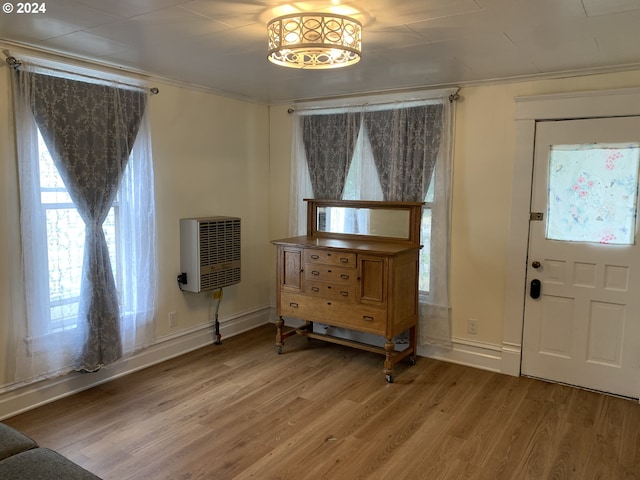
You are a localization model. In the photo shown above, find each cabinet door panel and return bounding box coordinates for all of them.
[281,248,302,291]
[358,255,386,304]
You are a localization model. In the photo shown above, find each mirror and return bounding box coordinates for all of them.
[317,206,411,239]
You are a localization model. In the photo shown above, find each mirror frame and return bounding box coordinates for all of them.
[305,199,424,246]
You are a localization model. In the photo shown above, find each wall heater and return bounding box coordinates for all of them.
[179,216,241,293]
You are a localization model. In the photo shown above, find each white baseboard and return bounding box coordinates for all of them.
[500,342,522,376]
[0,306,270,421]
[418,337,505,373]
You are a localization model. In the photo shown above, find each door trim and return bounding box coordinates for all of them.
[503,87,640,377]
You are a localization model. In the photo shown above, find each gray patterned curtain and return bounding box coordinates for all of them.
[364,104,443,201]
[302,112,361,199]
[25,71,147,370]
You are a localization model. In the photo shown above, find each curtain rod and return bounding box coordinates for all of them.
[287,87,461,114]
[4,55,159,95]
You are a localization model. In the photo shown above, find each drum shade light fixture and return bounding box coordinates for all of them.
[267,12,362,69]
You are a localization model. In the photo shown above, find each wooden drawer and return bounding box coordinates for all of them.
[304,249,356,268]
[304,264,356,284]
[303,280,356,302]
[280,293,386,335]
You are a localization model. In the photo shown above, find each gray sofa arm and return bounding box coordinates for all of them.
[0,423,102,479]
[0,422,38,460]
[0,448,102,479]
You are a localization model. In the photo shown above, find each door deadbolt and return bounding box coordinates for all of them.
[530,279,541,299]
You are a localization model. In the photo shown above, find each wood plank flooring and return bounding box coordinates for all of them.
[4,324,640,479]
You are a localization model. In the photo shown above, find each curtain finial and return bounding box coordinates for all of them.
[5,56,22,69]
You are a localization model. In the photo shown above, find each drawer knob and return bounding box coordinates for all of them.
[311,254,319,259]
[340,274,349,279]
[340,291,349,297]
[363,315,374,322]
[340,257,349,263]
[311,287,320,292]
[311,270,320,276]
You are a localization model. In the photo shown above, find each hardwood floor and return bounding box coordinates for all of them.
[5,324,640,479]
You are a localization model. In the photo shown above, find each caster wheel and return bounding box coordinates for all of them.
[385,374,394,384]
[276,345,283,354]
[409,356,416,366]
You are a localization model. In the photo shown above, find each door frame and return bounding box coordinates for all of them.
[503,87,640,377]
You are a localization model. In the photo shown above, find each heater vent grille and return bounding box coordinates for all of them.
[179,216,241,292]
[199,219,241,266]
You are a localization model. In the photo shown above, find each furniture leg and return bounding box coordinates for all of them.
[275,316,285,354]
[409,326,417,365]
[384,338,395,383]
[304,321,313,340]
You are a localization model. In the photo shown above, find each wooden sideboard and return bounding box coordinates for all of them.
[272,199,423,383]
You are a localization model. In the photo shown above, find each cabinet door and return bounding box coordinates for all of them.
[358,255,387,304]
[280,247,303,291]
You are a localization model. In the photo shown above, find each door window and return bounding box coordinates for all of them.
[546,143,640,244]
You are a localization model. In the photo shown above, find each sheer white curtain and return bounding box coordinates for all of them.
[10,61,157,383]
[288,91,456,346]
[419,98,455,347]
[115,109,157,356]
[288,114,313,236]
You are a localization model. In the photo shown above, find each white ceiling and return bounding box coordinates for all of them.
[2,0,640,104]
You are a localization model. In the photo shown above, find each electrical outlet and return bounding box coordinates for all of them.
[169,311,177,328]
[468,318,478,335]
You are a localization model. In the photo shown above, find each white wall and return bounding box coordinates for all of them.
[450,70,640,349]
[151,82,271,338]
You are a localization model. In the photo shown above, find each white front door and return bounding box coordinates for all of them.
[521,116,640,399]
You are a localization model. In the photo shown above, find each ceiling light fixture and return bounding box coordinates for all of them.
[267,12,362,69]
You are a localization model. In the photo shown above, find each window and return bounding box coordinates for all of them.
[421,174,435,291]
[12,62,157,380]
[342,137,435,291]
[547,143,640,244]
[289,92,455,346]
[37,131,119,334]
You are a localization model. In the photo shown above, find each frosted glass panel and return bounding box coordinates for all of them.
[547,144,640,244]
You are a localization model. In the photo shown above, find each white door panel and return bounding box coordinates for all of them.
[522,116,640,399]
